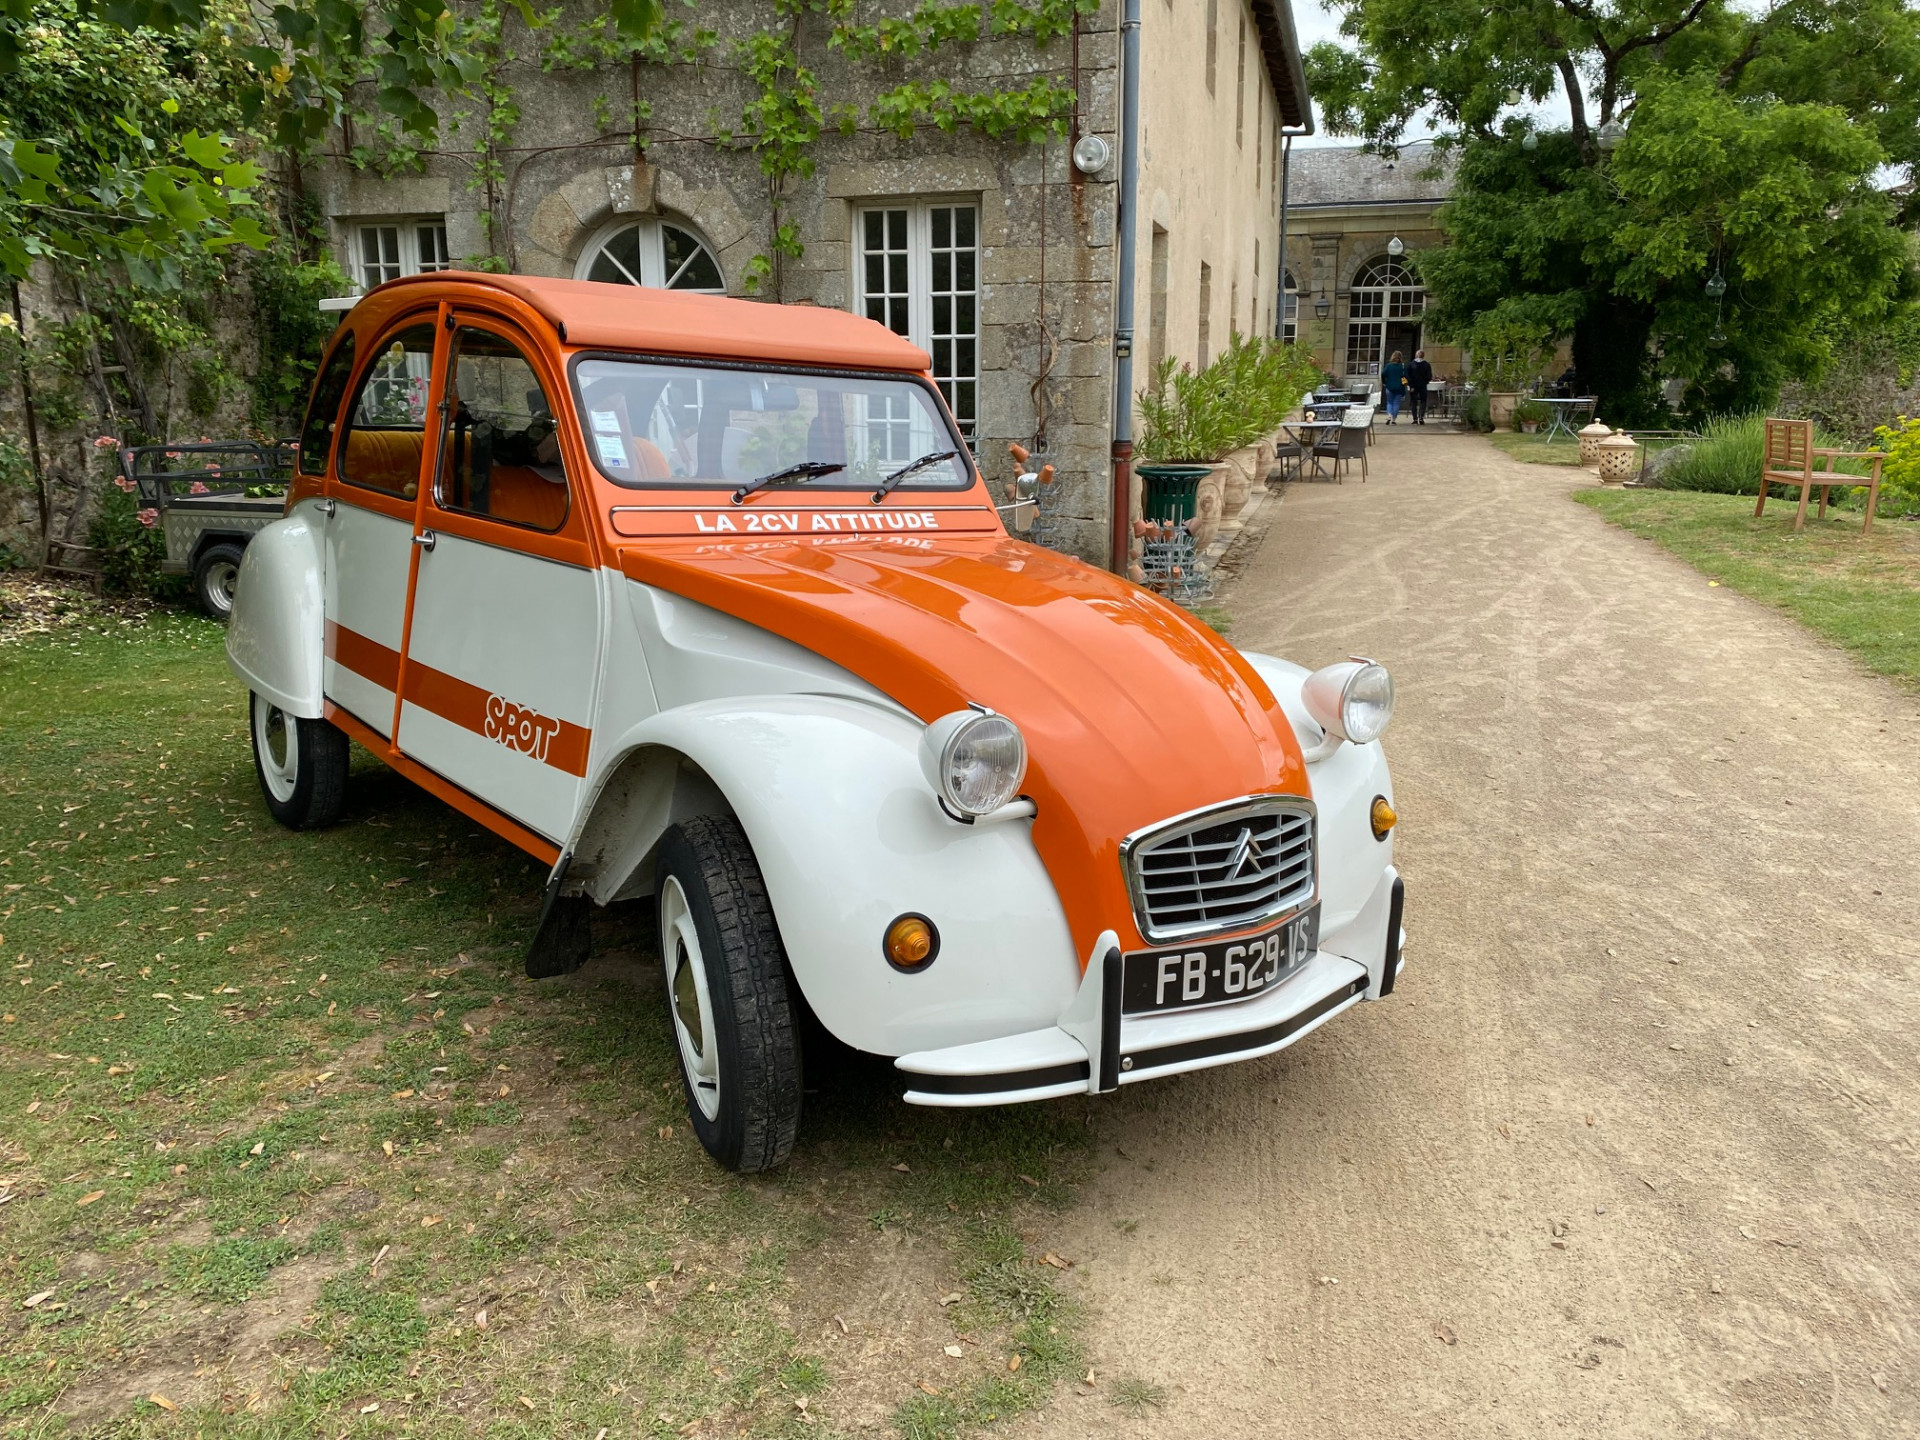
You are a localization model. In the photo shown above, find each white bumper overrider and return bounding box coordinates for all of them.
[896,866,1404,1107]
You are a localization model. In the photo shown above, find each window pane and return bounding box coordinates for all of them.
[932,206,950,247]
[415,223,451,272]
[341,323,436,496]
[587,224,647,286]
[661,224,725,292]
[573,357,968,492]
[358,226,403,290]
[437,329,570,531]
[924,203,979,444]
[298,331,357,477]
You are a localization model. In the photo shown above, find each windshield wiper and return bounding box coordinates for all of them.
[871,449,959,504]
[731,459,845,505]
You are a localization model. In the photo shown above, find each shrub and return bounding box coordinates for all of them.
[88,481,181,598]
[1512,398,1551,431]
[1136,335,1321,462]
[1872,414,1920,516]
[1462,391,1492,432]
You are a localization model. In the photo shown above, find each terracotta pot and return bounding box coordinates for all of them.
[1597,432,1639,483]
[1220,453,1253,517]
[1578,420,1612,466]
[1192,469,1226,552]
[1489,392,1521,428]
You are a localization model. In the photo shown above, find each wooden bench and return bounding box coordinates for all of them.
[1755,417,1885,534]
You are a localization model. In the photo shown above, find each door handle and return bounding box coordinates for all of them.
[413,530,437,552]
[317,497,335,517]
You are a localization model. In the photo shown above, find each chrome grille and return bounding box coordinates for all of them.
[1125,800,1315,943]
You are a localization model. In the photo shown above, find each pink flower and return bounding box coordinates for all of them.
[136,508,159,528]
[165,450,182,459]
[93,435,117,448]
[189,481,210,495]
[113,475,136,492]
[205,465,221,476]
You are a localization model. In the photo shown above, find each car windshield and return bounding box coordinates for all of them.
[572,357,971,491]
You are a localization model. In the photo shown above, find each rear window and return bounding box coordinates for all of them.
[297,330,356,477]
[571,357,970,493]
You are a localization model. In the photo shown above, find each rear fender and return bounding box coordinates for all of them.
[226,507,324,718]
[566,695,1081,1057]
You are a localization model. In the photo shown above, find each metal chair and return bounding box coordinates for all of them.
[1312,410,1371,482]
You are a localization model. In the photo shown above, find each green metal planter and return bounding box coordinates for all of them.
[1136,464,1211,523]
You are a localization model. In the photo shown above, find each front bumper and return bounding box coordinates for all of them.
[896,866,1404,1107]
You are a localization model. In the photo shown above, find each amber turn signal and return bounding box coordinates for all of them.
[884,914,940,971]
[1370,796,1398,841]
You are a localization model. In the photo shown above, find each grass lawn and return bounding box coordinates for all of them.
[0,596,1098,1439]
[1486,431,1587,467]
[1574,488,1920,686]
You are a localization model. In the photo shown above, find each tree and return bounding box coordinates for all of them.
[0,0,658,286]
[1305,0,1920,420]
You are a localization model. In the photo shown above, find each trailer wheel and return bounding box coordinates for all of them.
[193,543,245,619]
[656,816,802,1172]
[250,692,349,830]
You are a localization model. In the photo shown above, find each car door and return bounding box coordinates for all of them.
[395,318,604,844]
[323,316,441,737]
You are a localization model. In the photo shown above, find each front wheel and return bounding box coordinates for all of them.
[249,692,349,830]
[656,815,802,1172]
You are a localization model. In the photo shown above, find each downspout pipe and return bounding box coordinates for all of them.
[1275,121,1310,340]
[1107,0,1142,574]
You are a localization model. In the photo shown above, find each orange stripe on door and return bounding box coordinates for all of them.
[325,619,401,692]
[325,620,591,777]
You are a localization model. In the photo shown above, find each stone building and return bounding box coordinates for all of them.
[1278,142,1462,383]
[309,0,1310,564]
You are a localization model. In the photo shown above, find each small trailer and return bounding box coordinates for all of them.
[120,441,293,618]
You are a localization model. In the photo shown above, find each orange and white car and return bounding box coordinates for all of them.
[228,273,1404,1171]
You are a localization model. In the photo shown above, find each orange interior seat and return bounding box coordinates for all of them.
[487,465,571,530]
[343,429,426,492]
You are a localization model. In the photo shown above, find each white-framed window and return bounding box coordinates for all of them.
[854,201,980,444]
[1343,255,1424,376]
[353,219,451,291]
[575,215,725,291]
[1281,270,1298,345]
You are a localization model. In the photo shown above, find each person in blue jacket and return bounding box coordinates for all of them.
[1381,351,1408,424]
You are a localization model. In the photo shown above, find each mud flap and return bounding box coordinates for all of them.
[526,853,591,979]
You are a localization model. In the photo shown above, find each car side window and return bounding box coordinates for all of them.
[297,331,356,477]
[435,327,571,533]
[339,323,437,498]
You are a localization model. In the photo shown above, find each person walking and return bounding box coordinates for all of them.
[1408,349,1434,425]
[1381,351,1408,424]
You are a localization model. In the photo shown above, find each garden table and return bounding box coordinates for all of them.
[1538,396,1596,442]
[1282,420,1343,479]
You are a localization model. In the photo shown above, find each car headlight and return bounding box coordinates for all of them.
[919,708,1028,817]
[1301,659,1394,746]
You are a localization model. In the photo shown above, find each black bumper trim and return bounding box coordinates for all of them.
[1097,947,1123,1093]
[899,1060,1091,1097]
[1119,976,1367,1075]
[1378,875,1406,997]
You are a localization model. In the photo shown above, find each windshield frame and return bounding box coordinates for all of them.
[564,350,976,494]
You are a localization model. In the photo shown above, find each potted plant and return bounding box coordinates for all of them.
[1467,319,1556,431]
[1513,398,1551,434]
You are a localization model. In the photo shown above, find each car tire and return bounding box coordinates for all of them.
[249,691,350,830]
[193,542,246,620]
[656,815,802,1172]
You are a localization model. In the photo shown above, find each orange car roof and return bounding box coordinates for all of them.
[368,272,933,372]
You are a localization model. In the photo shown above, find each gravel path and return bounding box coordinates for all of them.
[1016,430,1920,1439]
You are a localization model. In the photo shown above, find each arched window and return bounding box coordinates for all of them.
[575,216,726,292]
[1343,254,1425,376]
[1281,270,1299,345]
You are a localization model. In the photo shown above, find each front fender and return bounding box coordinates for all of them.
[1241,650,1395,944]
[226,507,324,718]
[570,695,1082,1057]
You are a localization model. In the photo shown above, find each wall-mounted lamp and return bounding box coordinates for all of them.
[1313,290,1331,320]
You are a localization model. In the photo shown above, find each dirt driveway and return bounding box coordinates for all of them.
[1016,431,1920,1438]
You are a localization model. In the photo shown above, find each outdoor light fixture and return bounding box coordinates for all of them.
[1596,119,1626,152]
[1313,289,1331,320]
[1071,134,1111,175]
[1705,269,1727,299]
[1386,235,1405,257]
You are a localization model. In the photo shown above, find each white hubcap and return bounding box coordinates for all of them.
[660,874,721,1121]
[253,697,299,803]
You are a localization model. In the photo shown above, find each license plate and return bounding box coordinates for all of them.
[1121,905,1320,1015]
